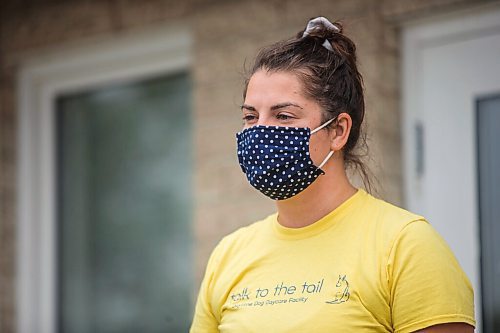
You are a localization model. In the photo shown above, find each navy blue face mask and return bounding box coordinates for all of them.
[236,118,335,200]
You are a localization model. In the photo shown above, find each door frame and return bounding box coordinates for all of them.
[402,3,500,331]
[16,24,191,333]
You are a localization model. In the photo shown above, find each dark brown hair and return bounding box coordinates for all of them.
[243,18,372,190]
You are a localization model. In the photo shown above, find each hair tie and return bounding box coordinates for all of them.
[302,16,339,52]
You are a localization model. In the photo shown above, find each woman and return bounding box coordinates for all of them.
[190,17,475,332]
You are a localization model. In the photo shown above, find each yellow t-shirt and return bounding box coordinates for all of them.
[190,190,475,332]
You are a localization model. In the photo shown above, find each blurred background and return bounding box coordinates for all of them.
[0,0,499,332]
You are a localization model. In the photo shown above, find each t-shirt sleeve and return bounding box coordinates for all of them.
[190,243,222,333]
[387,220,475,333]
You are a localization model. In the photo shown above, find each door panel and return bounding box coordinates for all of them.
[477,95,500,333]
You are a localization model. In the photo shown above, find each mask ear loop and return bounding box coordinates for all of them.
[310,117,336,134]
[317,150,334,169]
[311,116,338,170]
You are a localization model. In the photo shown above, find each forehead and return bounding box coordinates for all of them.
[245,70,307,103]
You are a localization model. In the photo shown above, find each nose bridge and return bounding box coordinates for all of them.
[256,112,274,126]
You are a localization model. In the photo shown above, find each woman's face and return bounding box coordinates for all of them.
[242,69,334,168]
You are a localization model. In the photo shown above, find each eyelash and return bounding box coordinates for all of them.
[276,113,292,120]
[243,114,257,121]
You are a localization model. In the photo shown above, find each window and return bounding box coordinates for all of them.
[56,73,192,332]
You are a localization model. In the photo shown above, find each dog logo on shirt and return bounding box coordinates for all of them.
[325,274,350,304]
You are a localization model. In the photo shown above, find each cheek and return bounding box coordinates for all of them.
[308,133,331,165]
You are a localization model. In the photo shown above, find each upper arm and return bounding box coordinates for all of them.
[190,275,219,333]
[415,322,475,332]
[388,221,475,333]
[190,245,222,333]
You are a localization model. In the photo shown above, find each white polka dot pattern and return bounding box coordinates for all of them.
[236,125,325,200]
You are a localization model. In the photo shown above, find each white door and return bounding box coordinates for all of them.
[402,4,500,332]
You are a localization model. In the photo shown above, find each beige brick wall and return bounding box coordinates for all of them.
[0,0,495,330]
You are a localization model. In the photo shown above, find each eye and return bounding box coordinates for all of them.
[242,114,258,124]
[276,113,293,121]
[243,114,256,121]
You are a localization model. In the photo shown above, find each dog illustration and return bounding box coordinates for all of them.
[325,274,350,304]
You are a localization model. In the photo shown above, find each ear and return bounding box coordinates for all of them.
[330,112,352,152]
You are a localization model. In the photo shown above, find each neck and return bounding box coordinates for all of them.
[276,161,357,228]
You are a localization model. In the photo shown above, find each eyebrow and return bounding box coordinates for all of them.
[240,102,303,111]
[241,104,256,111]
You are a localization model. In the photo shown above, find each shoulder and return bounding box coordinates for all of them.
[364,192,424,225]
[209,213,276,263]
[357,191,427,242]
[358,195,476,331]
[221,213,274,244]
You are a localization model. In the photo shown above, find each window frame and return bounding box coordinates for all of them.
[17,25,192,332]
